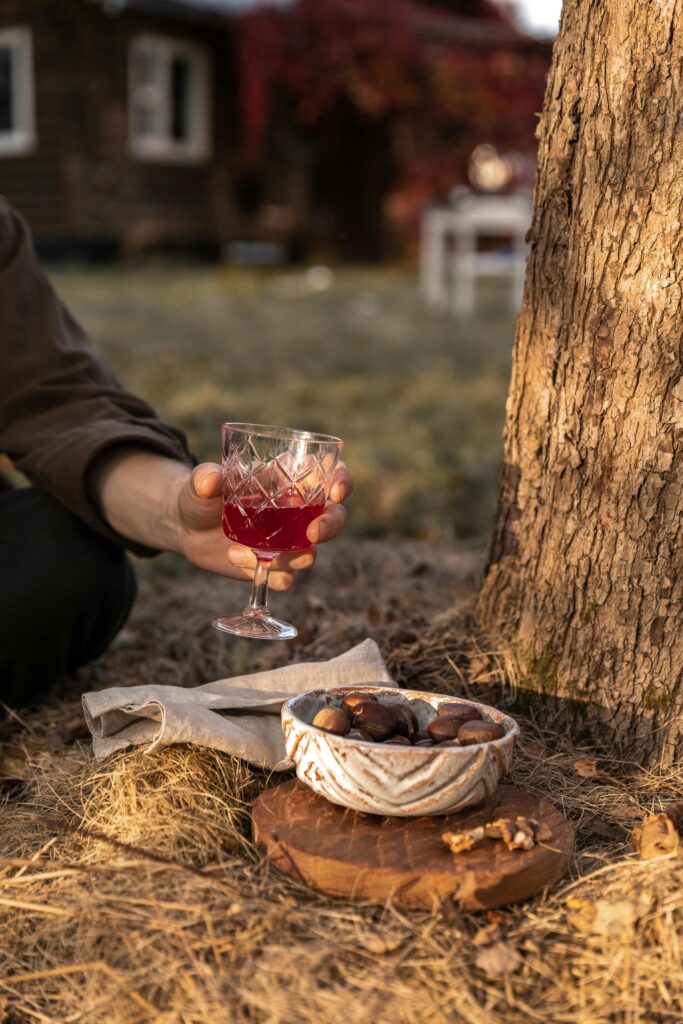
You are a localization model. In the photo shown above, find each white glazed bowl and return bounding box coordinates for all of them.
[281,685,519,817]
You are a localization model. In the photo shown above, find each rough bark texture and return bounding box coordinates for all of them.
[477,0,683,765]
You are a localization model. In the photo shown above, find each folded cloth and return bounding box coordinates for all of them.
[82,639,394,770]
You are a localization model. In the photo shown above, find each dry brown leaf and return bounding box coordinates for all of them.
[587,818,627,841]
[663,801,683,827]
[474,941,522,978]
[611,804,643,821]
[568,895,652,941]
[572,758,599,778]
[631,814,681,860]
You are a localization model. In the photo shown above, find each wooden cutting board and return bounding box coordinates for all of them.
[252,780,574,911]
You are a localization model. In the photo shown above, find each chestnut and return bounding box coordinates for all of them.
[353,701,397,741]
[437,702,482,725]
[346,729,366,741]
[427,716,462,743]
[457,719,505,745]
[312,706,350,736]
[341,691,378,714]
[392,705,417,739]
[413,739,435,747]
[383,735,412,746]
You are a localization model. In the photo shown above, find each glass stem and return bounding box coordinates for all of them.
[246,558,272,616]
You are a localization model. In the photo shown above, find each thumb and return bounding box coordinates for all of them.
[191,462,223,499]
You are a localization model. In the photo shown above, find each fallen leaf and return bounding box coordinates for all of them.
[572,758,599,778]
[611,804,643,821]
[631,814,681,860]
[474,941,521,978]
[568,895,652,940]
[663,802,683,828]
[586,817,628,841]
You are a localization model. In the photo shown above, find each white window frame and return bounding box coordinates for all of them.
[128,34,211,165]
[0,26,36,157]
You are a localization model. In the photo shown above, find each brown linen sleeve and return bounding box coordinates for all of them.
[0,199,194,555]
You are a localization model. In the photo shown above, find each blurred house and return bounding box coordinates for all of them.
[0,0,549,260]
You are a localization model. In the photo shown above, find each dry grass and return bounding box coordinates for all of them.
[1,540,682,1023]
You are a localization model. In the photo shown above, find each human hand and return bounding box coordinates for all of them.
[176,460,353,590]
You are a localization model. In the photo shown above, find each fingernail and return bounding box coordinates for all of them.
[315,523,328,542]
[229,548,248,566]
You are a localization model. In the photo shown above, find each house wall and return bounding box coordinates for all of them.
[0,0,237,250]
[0,0,77,239]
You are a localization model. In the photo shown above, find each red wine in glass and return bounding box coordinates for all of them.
[212,423,343,640]
[222,495,325,557]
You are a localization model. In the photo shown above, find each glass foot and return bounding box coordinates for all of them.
[212,610,297,641]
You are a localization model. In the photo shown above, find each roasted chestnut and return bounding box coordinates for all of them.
[457,719,505,745]
[427,716,462,743]
[353,701,397,741]
[436,702,482,725]
[312,707,350,736]
[341,691,378,714]
[392,704,417,739]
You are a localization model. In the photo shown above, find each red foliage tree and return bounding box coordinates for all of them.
[236,0,549,245]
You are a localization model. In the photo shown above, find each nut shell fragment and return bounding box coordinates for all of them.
[442,816,551,855]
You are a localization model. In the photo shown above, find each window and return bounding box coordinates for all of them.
[128,35,211,164]
[0,27,36,157]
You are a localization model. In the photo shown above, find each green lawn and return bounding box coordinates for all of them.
[48,263,516,543]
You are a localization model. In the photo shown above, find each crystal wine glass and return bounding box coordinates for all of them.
[212,423,344,640]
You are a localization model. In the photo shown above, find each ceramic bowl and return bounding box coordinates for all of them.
[281,685,519,817]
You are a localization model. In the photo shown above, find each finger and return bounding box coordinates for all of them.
[191,462,223,499]
[329,462,354,504]
[307,502,347,544]
[268,571,296,591]
[228,544,316,572]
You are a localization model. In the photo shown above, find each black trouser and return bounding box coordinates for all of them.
[0,487,137,706]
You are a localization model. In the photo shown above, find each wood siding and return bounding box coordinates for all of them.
[0,0,237,247]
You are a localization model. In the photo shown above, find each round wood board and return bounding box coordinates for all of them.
[252,780,574,911]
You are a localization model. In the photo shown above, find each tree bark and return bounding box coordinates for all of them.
[477,0,683,765]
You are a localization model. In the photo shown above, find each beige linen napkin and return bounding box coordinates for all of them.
[82,639,394,770]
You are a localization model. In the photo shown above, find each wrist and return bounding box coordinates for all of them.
[91,445,193,553]
[161,462,192,555]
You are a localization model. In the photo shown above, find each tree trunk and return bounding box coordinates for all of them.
[477,0,683,766]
